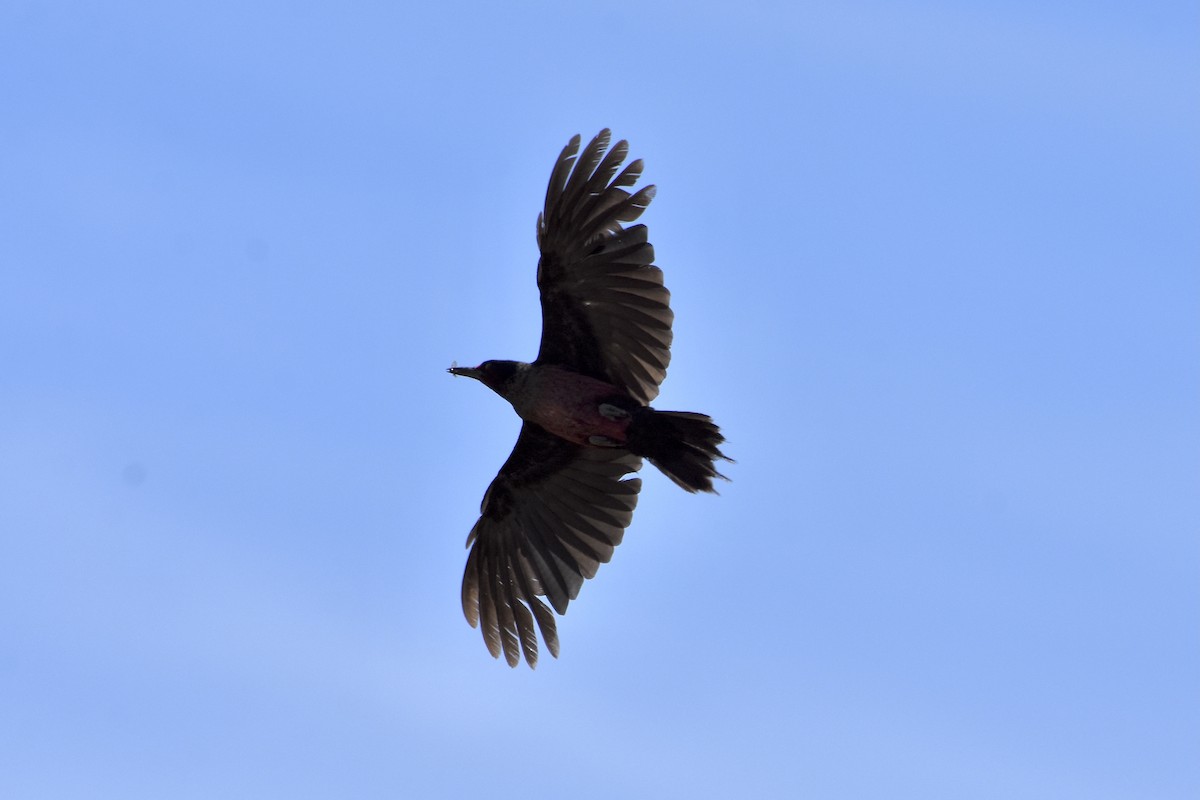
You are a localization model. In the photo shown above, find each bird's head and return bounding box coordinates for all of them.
[448,360,524,394]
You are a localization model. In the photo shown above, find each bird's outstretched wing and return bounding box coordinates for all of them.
[462,422,643,667]
[535,130,674,405]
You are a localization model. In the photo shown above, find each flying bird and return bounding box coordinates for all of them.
[449,130,730,667]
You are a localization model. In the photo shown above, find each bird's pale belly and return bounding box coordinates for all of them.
[512,366,633,447]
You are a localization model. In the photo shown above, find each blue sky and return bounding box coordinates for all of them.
[2,2,1198,797]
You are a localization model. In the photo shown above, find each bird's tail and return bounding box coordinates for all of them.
[627,410,731,493]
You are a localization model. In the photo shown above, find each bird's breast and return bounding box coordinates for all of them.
[510,366,634,447]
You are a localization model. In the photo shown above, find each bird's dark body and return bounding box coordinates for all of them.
[448,130,730,667]
[508,364,632,447]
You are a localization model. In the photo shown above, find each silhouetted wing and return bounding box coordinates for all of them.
[462,422,642,668]
[535,130,674,405]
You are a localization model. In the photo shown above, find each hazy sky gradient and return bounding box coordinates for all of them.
[2,2,1198,798]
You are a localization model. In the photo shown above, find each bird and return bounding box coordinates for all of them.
[449,129,730,667]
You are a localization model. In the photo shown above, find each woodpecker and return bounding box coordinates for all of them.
[450,130,730,667]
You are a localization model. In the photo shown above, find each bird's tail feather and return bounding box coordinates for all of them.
[627,410,731,493]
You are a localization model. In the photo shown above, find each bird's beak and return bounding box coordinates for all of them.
[448,365,482,380]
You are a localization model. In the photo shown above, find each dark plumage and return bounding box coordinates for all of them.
[449,130,730,667]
